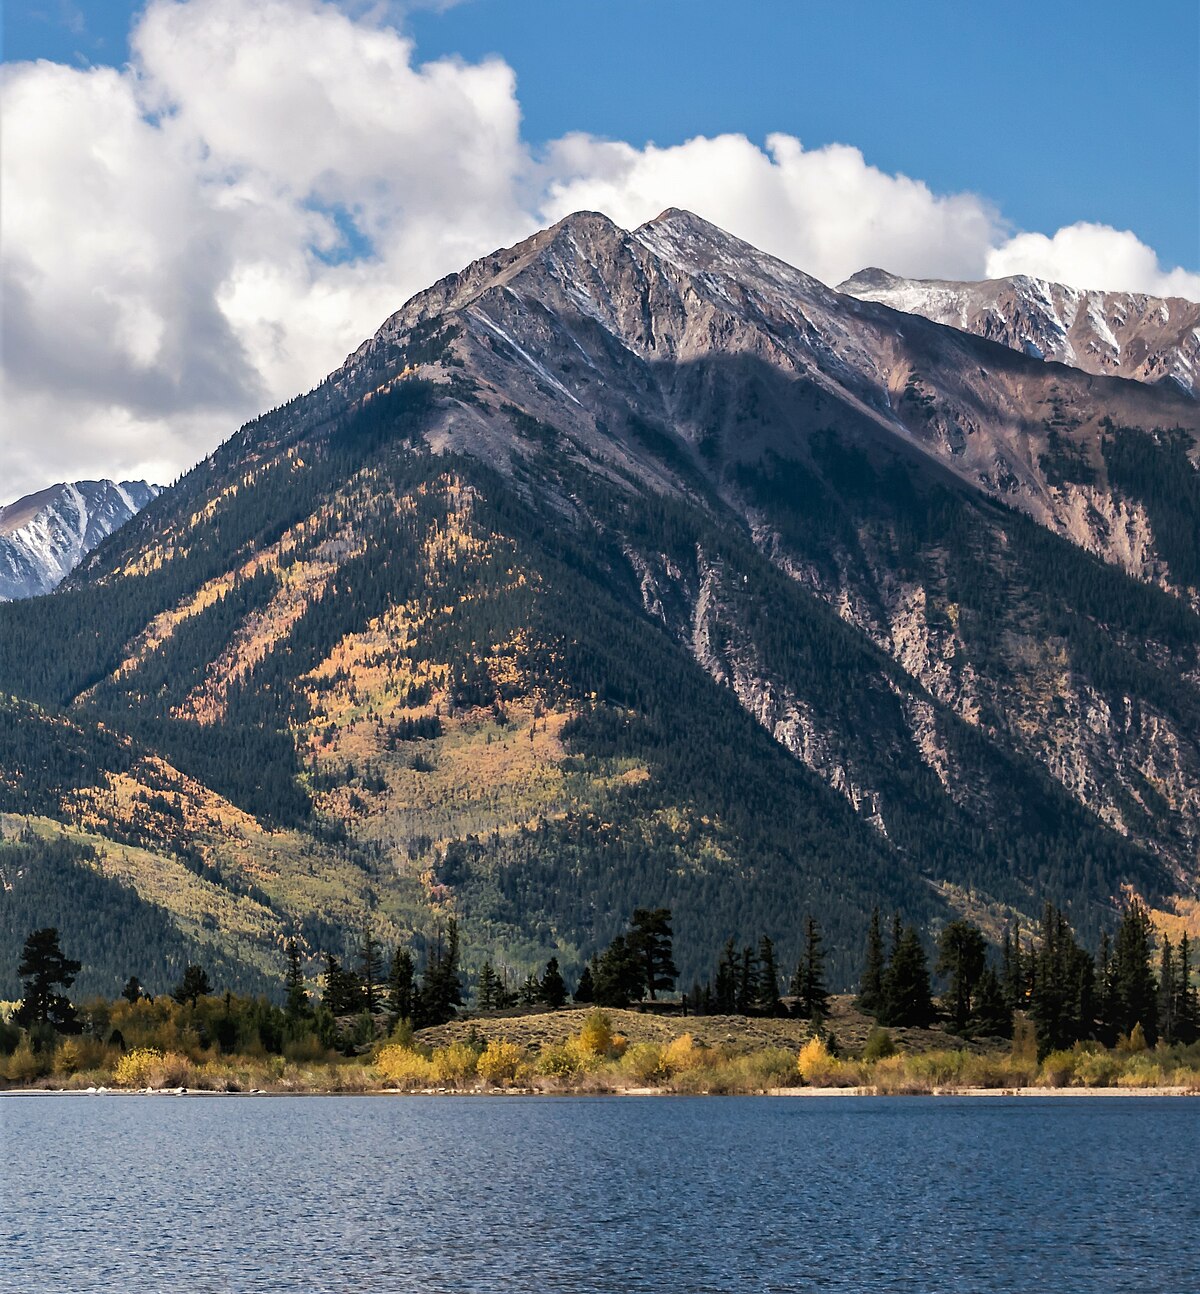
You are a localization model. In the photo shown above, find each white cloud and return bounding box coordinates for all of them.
[540,131,1004,287]
[2,0,1196,500]
[986,223,1200,299]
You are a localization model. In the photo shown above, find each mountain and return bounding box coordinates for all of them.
[838,267,1200,399]
[1,209,1196,999]
[0,479,160,601]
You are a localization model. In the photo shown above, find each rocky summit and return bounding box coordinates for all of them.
[1,210,1196,997]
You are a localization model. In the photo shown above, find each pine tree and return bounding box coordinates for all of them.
[357,923,385,1015]
[713,938,738,1014]
[1157,937,1177,1045]
[539,957,567,1009]
[14,927,82,1034]
[592,935,644,1008]
[1111,899,1157,1045]
[171,963,212,1007]
[476,960,502,1011]
[790,916,829,1020]
[968,966,1012,1038]
[419,919,463,1026]
[1001,924,1027,1011]
[735,945,757,1015]
[385,947,416,1022]
[1175,934,1197,1044]
[121,975,143,1005]
[755,935,782,1016]
[573,963,595,1004]
[518,972,541,1006]
[627,908,678,1001]
[936,920,987,1034]
[1027,903,1094,1054]
[879,927,934,1027]
[284,939,309,1022]
[855,907,885,1016]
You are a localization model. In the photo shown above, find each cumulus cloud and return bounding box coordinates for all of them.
[987,223,1200,299]
[2,0,1196,498]
[540,132,1004,287]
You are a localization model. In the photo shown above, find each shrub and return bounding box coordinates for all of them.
[663,1034,707,1073]
[577,1012,614,1058]
[113,1047,165,1088]
[1038,1049,1079,1088]
[375,1044,433,1089]
[432,1042,479,1086]
[1073,1048,1117,1088]
[861,1028,896,1062]
[537,1041,584,1078]
[3,1039,52,1084]
[476,1039,523,1087]
[797,1036,840,1086]
[871,1055,932,1094]
[621,1043,668,1086]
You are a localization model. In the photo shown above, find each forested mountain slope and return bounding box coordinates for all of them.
[1,210,1196,997]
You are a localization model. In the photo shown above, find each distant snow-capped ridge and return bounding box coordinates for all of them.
[838,267,1200,397]
[0,479,160,600]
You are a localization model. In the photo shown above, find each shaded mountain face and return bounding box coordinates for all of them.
[0,480,160,600]
[0,210,1197,996]
[839,267,1200,400]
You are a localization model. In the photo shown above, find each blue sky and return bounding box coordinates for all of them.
[3,0,1197,494]
[7,0,1198,269]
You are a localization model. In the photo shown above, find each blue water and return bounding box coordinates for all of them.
[2,1094,1197,1293]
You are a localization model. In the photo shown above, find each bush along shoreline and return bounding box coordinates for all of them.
[3,899,1198,1095]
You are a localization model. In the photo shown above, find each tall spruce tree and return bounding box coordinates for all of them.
[855,907,885,1016]
[879,926,934,1027]
[714,938,738,1014]
[476,960,502,1011]
[539,957,567,1009]
[385,947,416,1023]
[357,923,385,1015]
[627,908,678,1001]
[1157,938,1177,1045]
[936,920,987,1034]
[573,963,595,1004]
[1176,935,1197,1044]
[790,916,830,1020]
[735,945,757,1015]
[592,935,644,1008]
[1111,899,1158,1045]
[1027,903,1094,1054]
[969,966,1013,1038]
[755,935,782,1016]
[284,940,310,1023]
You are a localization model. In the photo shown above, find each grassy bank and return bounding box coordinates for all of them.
[5,1001,1199,1096]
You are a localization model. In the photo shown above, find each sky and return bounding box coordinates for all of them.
[2,0,1198,498]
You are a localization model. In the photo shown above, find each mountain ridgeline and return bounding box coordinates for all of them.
[1,209,1197,998]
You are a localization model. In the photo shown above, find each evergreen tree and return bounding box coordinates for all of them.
[171,963,212,1007]
[121,975,143,1005]
[1111,899,1157,1045]
[713,938,738,1014]
[627,908,678,1000]
[1001,924,1027,1011]
[968,966,1012,1038]
[735,945,757,1015]
[1027,903,1094,1054]
[385,947,416,1023]
[518,971,541,1006]
[14,927,82,1034]
[936,919,987,1034]
[879,926,934,1027]
[572,963,595,1004]
[419,919,464,1026]
[790,916,829,1020]
[323,952,357,1016]
[1175,934,1197,1045]
[755,935,782,1016]
[357,923,385,1015]
[592,935,644,1007]
[1157,937,1177,1045]
[476,960,502,1011]
[539,957,567,1009]
[855,907,885,1016]
[284,940,309,1023]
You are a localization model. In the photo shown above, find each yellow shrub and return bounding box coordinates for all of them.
[621,1043,668,1086]
[871,1054,932,1094]
[53,1040,82,1076]
[432,1042,478,1086]
[1039,1050,1078,1088]
[113,1047,165,1088]
[797,1036,840,1085]
[537,1040,585,1078]
[1073,1049,1117,1088]
[4,1039,51,1084]
[577,1012,613,1058]
[476,1039,523,1087]
[663,1034,707,1073]
[375,1044,433,1089]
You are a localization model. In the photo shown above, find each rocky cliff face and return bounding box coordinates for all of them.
[0,479,159,599]
[839,267,1200,398]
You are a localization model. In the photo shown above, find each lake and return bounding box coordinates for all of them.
[2,1094,1197,1292]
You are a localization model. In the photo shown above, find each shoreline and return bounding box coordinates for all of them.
[3,1084,1196,1099]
